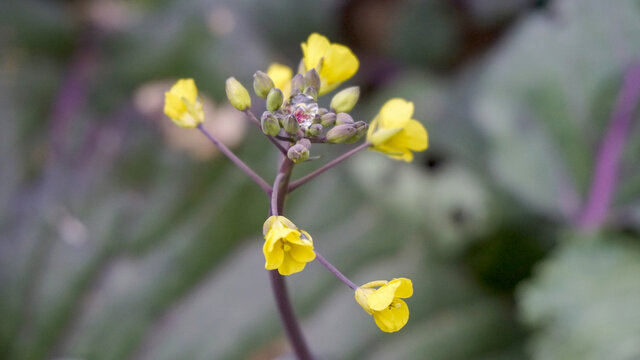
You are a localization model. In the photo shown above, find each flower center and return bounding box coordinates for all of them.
[288,94,318,129]
[283,243,292,252]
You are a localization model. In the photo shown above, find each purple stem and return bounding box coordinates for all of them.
[269,159,314,360]
[288,142,370,193]
[315,252,358,290]
[197,124,271,194]
[575,61,640,230]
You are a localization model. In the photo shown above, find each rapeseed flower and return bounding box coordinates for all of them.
[301,33,359,95]
[263,216,316,276]
[164,78,204,128]
[366,98,428,162]
[355,278,413,333]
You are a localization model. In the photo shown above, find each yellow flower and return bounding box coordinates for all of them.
[301,33,359,95]
[366,98,428,162]
[355,278,413,333]
[263,216,316,276]
[163,78,204,128]
[267,63,293,100]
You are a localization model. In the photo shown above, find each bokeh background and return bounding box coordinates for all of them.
[2,0,640,359]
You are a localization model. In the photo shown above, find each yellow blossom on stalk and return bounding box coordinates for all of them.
[355,278,413,333]
[263,216,316,276]
[301,33,359,95]
[267,63,293,99]
[163,78,204,128]
[366,98,428,162]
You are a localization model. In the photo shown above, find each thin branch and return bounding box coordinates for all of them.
[575,61,640,230]
[288,141,370,193]
[315,252,357,290]
[197,124,271,194]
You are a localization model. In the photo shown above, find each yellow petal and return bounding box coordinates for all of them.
[355,287,374,314]
[379,98,413,128]
[360,280,388,289]
[372,299,409,333]
[169,78,198,103]
[367,281,402,311]
[321,43,359,84]
[389,278,413,298]
[263,239,284,270]
[164,92,187,121]
[301,33,330,71]
[278,256,307,275]
[289,243,316,262]
[383,119,428,151]
[267,63,293,99]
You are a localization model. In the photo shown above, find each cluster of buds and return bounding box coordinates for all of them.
[244,68,365,164]
[164,33,429,356]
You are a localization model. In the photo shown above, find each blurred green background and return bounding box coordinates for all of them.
[1,0,640,359]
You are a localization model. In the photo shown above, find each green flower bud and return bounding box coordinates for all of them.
[281,115,299,134]
[260,111,281,136]
[291,73,305,95]
[253,71,275,98]
[304,69,321,91]
[306,123,323,137]
[326,124,357,144]
[318,108,329,116]
[287,143,309,163]
[266,88,284,112]
[303,86,318,102]
[320,113,336,127]
[345,121,368,144]
[225,77,251,111]
[335,112,354,125]
[330,86,360,113]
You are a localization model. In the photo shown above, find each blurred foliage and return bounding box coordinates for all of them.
[1,0,639,359]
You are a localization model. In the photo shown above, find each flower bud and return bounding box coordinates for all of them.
[261,111,281,136]
[320,113,336,127]
[281,114,299,134]
[306,123,323,137]
[330,86,360,113]
[304,69,321,91]
[291,73,305,95]
[253,71,274,98]
[335,112,354,125]
[326,124,357,144]
[297,138,311,150]
[266,88,284,112]
[287,143,309,163]
[225,77,251,111]
[345,121,367,144]
[318,108,329,116]
[303,86,318,102]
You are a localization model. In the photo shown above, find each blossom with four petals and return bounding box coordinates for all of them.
[163,78,204,128]
[366,98,428,162]
[355,278,413,333]
[263,216,316,276]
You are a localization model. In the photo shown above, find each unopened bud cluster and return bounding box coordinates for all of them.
[226,68,366,164]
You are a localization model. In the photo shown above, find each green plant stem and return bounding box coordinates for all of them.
[269,158,314,360]
[288,141,370,192]
[197,124,271,194]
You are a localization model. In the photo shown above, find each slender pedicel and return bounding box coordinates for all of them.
[288,141,370,192]
[197,124,271,194]
[315,252,357,290]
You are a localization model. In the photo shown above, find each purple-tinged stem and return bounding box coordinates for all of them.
[315,252,358,290]
[269,159,314,360]
[575,61,640,230]
[197,124,271,194]
[243,109,288,155]
[288,142,370,193]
